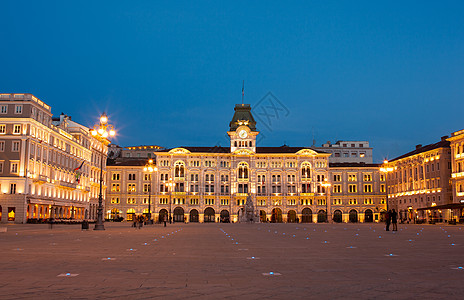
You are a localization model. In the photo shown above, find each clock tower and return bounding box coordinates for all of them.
[228,104,259,153]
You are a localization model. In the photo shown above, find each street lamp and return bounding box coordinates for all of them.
[321,178,331,223]
[143,159,157,224]
[90,113,115,231]
[166,178,175,223]
[380,160,394,211]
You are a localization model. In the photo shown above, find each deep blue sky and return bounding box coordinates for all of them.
[2,1,463,162]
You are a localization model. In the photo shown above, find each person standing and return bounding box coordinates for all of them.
[391,209,398,231]
[163,215,167,227]
[385,210,391,231]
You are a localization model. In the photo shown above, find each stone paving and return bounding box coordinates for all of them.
[1,222,464,299]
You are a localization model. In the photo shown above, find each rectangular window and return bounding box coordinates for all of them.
[348,174,357,181]
[363,174,372,181]
[349,184,357,193]
[127,198,136,204]
[111,197,120,204]
[13,125,21,134]
[0,141,4,152]
[380,184,385,193]
[1,105,7,114]
[0,161,3,173]
[128,173,136,180]
[111,183,120,192]
[333,184,342,193]
[10,183,16,194]
[128,183,136,192]
[15,105,22,114]
[112,173,120,180]
[333,174,341,182]
[364,184,372,193]
[143,183,151,192]
[144,174,151,181]
[10,162,18,174]
[0,125,5,134]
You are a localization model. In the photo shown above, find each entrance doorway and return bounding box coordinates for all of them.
[173,207,184,223]
[271,208,282,223]
[204,207,215,222]
[189,209,199,222]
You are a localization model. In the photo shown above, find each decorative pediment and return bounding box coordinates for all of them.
[233,148,255,156]
[296,149,318,156]
[168,148,191,155]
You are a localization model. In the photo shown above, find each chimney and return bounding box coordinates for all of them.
[441,135,448,141]
[415,144,422,150]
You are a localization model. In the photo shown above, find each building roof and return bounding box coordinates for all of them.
[390,139,450,162]
[161,145,328,154]
[329,162,381,168]
[107,158,148,167]
[229,104,257,131]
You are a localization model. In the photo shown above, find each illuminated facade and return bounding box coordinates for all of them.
[448,129,464,221]
[106,104,386,223]
[329,163,386,223]
[384,137,452,222]
[0,93,108,223]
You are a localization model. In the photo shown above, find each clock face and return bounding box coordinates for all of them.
[238,130,248,139]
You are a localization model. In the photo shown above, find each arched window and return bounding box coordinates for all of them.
[249,141,252,147]
[174,161,185,178]
[234,141,237,147]
[301,162,311,179]
[238,162,249,179]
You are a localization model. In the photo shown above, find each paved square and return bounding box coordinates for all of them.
[1,222,464,299]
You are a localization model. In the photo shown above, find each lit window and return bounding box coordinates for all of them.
[13,125,21,134]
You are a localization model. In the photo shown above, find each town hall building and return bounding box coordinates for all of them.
[106,103,387,223]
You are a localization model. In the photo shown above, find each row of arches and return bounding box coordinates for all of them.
[110,207,381,223]
[266,208,379,223]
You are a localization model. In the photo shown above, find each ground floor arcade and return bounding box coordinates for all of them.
[105,205,386,224]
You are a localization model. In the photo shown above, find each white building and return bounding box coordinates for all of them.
[314,141,373,163]
[0,94,108,223]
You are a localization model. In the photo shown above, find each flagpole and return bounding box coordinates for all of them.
[242,80,244,106]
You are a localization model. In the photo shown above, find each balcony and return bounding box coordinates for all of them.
[55,180,77,190]
[32,175,49,184]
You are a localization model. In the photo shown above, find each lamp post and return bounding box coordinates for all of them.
[90,113,115,231]
[166,178,175,224]
[380,160,394,212]
[321,179,331,223]
[143,159,157,224]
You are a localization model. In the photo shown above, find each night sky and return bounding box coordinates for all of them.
[2,1,463,162]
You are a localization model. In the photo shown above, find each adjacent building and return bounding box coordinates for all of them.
[329,163,386,223]
[448,129,464,222]
[384,137,452,222]
[0,93,108,223]
[314,141,373,163]
[106,103,387,223]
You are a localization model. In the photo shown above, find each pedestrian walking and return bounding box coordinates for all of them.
[391,209,398,231]
[385,210,391,231]
[164,215,167,227]
[48,217,54,230]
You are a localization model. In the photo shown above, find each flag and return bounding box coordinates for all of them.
[74,161,85,184]
[74,161,85,172]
